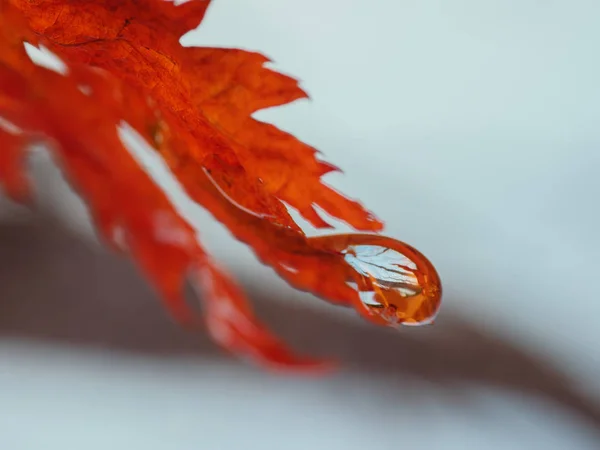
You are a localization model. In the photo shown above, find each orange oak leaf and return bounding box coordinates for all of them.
[0,0,443,370]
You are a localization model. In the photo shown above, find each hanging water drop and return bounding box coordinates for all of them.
[309,234,442,327]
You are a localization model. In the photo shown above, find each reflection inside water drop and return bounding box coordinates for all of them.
[343,245,422,296]
[334,237,442,327]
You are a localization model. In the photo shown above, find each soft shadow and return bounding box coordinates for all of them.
[1,215,599,432]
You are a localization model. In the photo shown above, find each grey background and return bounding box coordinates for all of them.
[1,0,600,448]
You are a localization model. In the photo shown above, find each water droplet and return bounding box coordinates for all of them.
[310,234,442,327]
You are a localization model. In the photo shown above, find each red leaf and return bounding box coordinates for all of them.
[0,0,443,371]
[0,123,30,202]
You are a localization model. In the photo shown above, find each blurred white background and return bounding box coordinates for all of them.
[1,0,600,449]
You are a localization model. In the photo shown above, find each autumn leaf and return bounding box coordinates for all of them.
[0,0,442,370]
